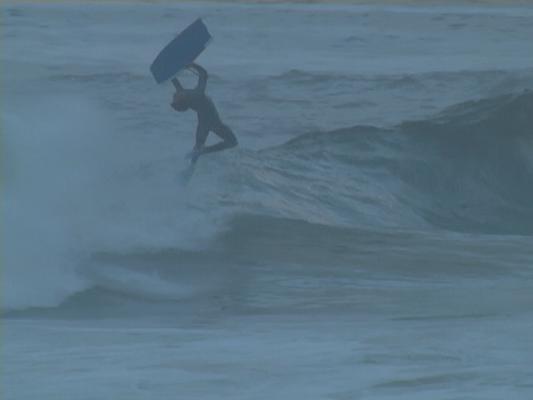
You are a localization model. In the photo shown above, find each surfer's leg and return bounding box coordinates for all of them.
[198,124,238,156]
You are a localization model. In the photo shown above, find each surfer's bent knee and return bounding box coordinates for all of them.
[217,124,238,148]
[227,132,238,148]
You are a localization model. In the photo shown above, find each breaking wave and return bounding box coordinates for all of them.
[250,90,533,234]
[4,91,533,315]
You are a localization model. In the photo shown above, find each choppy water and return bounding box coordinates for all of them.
[2,2,533,399]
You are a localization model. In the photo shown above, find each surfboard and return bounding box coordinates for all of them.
[150,18,212,84]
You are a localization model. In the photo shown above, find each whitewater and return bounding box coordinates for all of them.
[2,1,533,399]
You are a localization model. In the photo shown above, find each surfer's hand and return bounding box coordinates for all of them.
[189,63,207,75]
[187,66,199,75]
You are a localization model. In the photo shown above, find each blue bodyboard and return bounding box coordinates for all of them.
[150,18,212,84]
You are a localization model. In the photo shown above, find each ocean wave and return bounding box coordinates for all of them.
[7,211,532,317]
[49,71,146,84]
[240,91,533,234]
[5,91,533,314]
[264,68,533,93]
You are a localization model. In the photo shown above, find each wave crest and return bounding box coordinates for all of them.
[251,91,533,234]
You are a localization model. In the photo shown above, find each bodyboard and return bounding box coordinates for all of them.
[150,18,212,84]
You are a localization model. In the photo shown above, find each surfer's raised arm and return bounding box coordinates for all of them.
[189,63,208,93]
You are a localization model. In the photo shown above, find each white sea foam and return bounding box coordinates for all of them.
[2,94,224,310]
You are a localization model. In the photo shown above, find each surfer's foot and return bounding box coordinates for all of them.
[186,148,202,164]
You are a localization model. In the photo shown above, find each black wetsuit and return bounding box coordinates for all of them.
[171,64,237,162]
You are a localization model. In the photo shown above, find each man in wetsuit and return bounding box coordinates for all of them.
[171,63,238,164]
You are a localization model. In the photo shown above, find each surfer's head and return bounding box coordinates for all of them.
[171,92,189,112]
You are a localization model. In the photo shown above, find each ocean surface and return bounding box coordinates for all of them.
[2,1,533,399]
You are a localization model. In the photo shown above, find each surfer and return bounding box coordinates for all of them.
[171,63,238,164]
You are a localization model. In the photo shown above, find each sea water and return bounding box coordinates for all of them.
[2,1,533,399]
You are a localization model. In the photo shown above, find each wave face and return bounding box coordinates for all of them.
[229,91,533,235]
[4,91,533,315]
